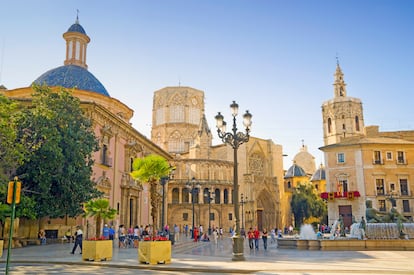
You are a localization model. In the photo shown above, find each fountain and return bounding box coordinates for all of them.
[299,224,317,240]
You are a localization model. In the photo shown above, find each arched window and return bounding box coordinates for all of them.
[182,188,189,203]
[203,188,209,204]
[214,189,220,204]
[355,116,360,131]
[193,188,200,203]
[327,118,332,133]
[224,189,229,204]
[172,188,179,204]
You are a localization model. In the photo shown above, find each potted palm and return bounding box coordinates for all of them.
[82,198,116,261]
[130,154,173,264]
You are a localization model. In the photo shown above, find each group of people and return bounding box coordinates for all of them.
[247,227,269,250]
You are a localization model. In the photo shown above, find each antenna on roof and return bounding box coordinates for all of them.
[76,9,80,23]
[301,139,305,148]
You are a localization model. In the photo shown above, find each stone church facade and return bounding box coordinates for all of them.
[150,86,285,232]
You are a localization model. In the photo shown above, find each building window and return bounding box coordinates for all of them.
[403,200,410,212]
[214,189,220,204]
[192,188,200,203]
[397,151,406,164]
[339,179,348,193]
[188,107,200,125]
[390,183,395,192]
[337,153,345,163]
[376,179,385,195]
[379,200,386,212]
[224,189,229,204]
[355,116,360,131]
[172,188,179,204]
[203,188,209,204]
[400,179,409,196]
[327,118,332,134]
[183,213,189,221]
[229,213,233,221]
[373,151,382,164]
[210,213,215,221]
[182,188,190,203]
[386,151,393,161]
[170,105,184,123]
[155,108,165,125]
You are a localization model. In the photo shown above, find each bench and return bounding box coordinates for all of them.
[20,239,41,246]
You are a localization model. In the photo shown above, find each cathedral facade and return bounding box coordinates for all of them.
[150,86,285,231]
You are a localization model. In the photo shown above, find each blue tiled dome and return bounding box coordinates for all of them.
[284,163,307,179]
[310,167,326,181]
[68,23,86,35]
[33,65,109,96]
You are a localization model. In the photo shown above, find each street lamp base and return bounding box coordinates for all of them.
[231,235,245,261]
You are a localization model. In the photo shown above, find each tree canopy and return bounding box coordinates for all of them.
[290,182,327,228]
[130,154,172,231]
[84,198,116,238]
[13,85,101,218]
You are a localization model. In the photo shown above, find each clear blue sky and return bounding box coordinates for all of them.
[1,0,413,169]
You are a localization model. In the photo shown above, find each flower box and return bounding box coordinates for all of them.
[82,240,112,261]
[138,241,171,264]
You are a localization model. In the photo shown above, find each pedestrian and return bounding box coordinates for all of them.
[270,228,276,243]
[174,224,180,242]
[38,229,46,245]
[109,225,115,240]
[262,228,268,250]
[213,228,218,246]
[118,224,126,248]
[253,226,260,250]
[70,225,83,254]
[247,228,254,249]
[184,224,188,237]
[102,224,110,239]
[359,216,367,239]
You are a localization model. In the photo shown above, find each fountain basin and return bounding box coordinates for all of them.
[277,239,414,251]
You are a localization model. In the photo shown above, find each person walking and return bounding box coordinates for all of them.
[262,228,269,250]
[247,228,254,250]
[70,226,83,254]
[253,227,260,250]
[102,224,110,239]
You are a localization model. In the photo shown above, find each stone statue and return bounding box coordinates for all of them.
[365,200,383,223]
[338,215,346,237]
[382,207,408,223]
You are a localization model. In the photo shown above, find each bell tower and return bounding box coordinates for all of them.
[322,62,365,145]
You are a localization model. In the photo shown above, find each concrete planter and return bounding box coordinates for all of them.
[82,240,112,261]
[138,241,171,264]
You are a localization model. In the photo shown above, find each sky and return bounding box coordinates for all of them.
[1,0,413,169]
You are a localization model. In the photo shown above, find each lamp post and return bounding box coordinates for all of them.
[240,193,247,231]
[186,177,200,239]
[160,176,169,236]
[205,189,215,235]
[215,100,252,261]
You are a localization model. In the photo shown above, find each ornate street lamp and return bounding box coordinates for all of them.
[215,100,252,261]
[240,193,248,231]
[186,177,200,239]
[204,189,215,235]
[160,176,169,236]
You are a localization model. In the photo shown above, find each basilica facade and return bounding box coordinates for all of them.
[1,18,171,238]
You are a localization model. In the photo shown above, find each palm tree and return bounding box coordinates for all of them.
[84,198,117,238]
[130,154,172,232]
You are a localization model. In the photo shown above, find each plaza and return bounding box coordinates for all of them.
[1,236,413,274]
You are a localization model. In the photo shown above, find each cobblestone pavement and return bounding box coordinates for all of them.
[1,236,414,274]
